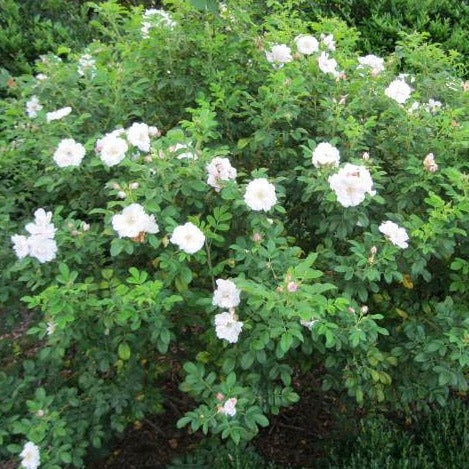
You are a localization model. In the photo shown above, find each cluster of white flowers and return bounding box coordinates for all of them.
[379,221,409,249]
[26,96,43,118]
[294,35,319,55]
[141,9,176,38]
[11,209,58,263]
[112,203,159,238]
[46,106,72,122]
[357,54,385,75]
[53,138,86,168]
[78,53,96,78]
[244,178,277,212]
[20,441,40,469]
[385,78,413,104]
[266,33,340,77]
[265,44,293,68]
[96,124,158,166]
[170,222,205,254]
[212,279,243,343]
[218,397,237,417]
[206,157,237,191]
[312,142,340,168]
[423,152,438,172]
[328,163,375,207]
[169,142,197,160]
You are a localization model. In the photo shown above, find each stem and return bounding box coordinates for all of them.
[205,240,216,290]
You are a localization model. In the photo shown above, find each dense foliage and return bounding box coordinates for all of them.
[0,0,467,467]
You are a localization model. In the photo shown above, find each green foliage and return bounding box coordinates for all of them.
[311,0,469,74]
[0,1,467,467]
[327,398,469,468]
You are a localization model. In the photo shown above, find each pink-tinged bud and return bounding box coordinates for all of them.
[362,152,370,160]
[338,72,347,80]
[276,286,284,293]
[82,222,90,232]
[112,182,121,190]
[117,191,127,199]
[252,232,263,242]
[95,141,103,153]
[144,155,153,163]
[287,281,298,293]
[423,153,438,173]
[129,182,139,190]
[348,307,355,314]
[216,393,225,402]
[361,305,369,314]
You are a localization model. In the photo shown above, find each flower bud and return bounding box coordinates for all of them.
[423,153,438,173]
[216,393,225,402]
[361,305,369,314]
[148,126,160,137]
[252,232,263,242]
[82,222,90,232]
[348,307,355,314]
[129,182,139,190]
[117,191,127,199]
[287,281,298,293]
[112,182,121,190]
[362,152,370,160]
[370,246,378,255]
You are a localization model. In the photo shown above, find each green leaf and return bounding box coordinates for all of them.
[118,342,131,361]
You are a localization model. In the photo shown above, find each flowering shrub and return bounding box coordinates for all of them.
[0,1,468,466]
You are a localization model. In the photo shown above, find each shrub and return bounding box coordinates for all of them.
[311,0,469,72]
[0,1,467,467]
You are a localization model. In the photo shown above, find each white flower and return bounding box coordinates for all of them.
[320,33,336,51]
[265,44,293,68]
[328,163,375,207]
[35,73,47,81]
[213,279,241,309]
[379,221,409,249]
[425,99,442,113]
[300,318,318,330]
[312,142,340,168]
[170,222,205,254]
[28,236,58,263]
[78,53,96,78]
[318,51,338,77]
[148,126,160,137]
[170,142,197,160]
[423,153,438,172]
[46,321,56,335]
[214,311,243,343]
[25,208,56,239]
[206,157,237,191]
[385,79,413,104]
[53,138,86,168]
[98,134,128,167]
[295,35,319,55]
[127,123,151,152]
[20,441,40,469]
[46,106,72,122]
[408,101,420,114]
[112,203,159,238]
[26,96,43,118]
[357,54,385,75]
[218,397,237,417]
[244,178,277,212]
[11,234,30,259]
[141,8,176,37]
